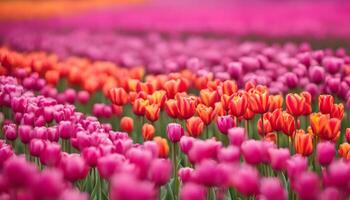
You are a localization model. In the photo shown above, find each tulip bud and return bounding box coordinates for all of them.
[58,121,74,139]
[3,123,17,141]
[82,146,100,167]
[284,72,299,88]
[77,90,90,104]
[319,187,343,200]
[316,141,335,166]
[59,154,89,182]
[309,66,325,84]
[32,168,65,199]
[294,172,320,200]
[64,89,76,104]
[180,182,207,200]
[97,154,125,179]
[153,137,169,158]
[286,155,308,180]
[216,115,235,135]
[166,123,184,143]
[18,125,33,144]
[29,139,45,157]
[232,164,260,196]
[126,148,152,179]
[218,146,240,163]
[179,136,195,154]
[40,142,61,166]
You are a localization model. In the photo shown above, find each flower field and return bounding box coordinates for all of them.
[1,1,350,200]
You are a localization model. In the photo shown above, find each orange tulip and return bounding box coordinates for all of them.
[221,80,238,96]
[176,95,196,120]
[245,80,256,92]
[294,129,313,156]
[145,104,161,122]
[214,102,226,117]
[154,136,169,158]
[148,90,167,107]
[128,91,138,103]
[196,104,216,125]
[45,70,60,85]
[186,116,204,138]
[220,94,232,110]
[319,95,334,114]
[136,81,155,94]
[229,91,248,117]
[127,79,139,92]
[268,94,283,112]
[194,74,213,90]
[310,113,341,141]
[132,98,149,116]
[120,117,134,134]
[301,91,312,116]
[164,99,179,119]
[338,143,350,159]
[242,108,255,120]
[330,103,344,119]
[164,79,187,99]
[108,87,129,106]
[257,113,273,137]
[286,93,305,117]
[248,85,270,114]
[142,123,155,141]
[199,89,220,107]
[270,109,283,131]
[280,111,296,137]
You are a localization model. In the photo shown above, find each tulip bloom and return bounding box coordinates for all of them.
[164,99,179,118]
[120,117,134,134]
[214,102,226,117]
[330,103,344,119]
[186,117,204,138]
[310,113,340,141]
[286,93,305,117]
[154,136,169,158]
[280,112,296,137]
[319,95,334,114]
[108,87,129,106]
[338,143,350,159]
[148,90,167,107]
[176,95,196,120]
[199,89,219,107]
[229,91,248,117]
[294,130,313,156]
[301,92,312,116]
[145,104,160,122]
[216,115,235,135]
[269,95,283,112]
[132,98,149,116]
[248,86,270,114]
[257,113,273,137]
[220,94,231,110]
[142,123,155,141]
[136,81,155,94]
[221,80,238,96]
[196,104,215,125]
[166,123,184,143]
[346,128,350,143]
[243,108,255,120]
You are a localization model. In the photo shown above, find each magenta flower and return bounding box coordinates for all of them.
[216,115,235,135]
[166,123,184,143]
[180,183,207,200]
[228,127,246,147]
[149,158,172,186]
[316,141,335,166]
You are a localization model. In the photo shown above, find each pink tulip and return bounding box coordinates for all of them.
[59,153,89,182]
[228,127,246,147]
[316,141,335,166]
[268,148,290,171]
[216,115,235,135]
[166,123,184,143]
[178,167,193,183]
[179,136,195,154]
[32,169,65,199]
[18,125,33,144]
[97,154,125,179]
[180,183,207,200]
[82,146,100,167]
[232,164,260,196]
[217,146,240,163]
[149,158,172,186]
[29,139,45,157]
[259,177,287,200]
[294,172,320,200]
[40,142,61,166]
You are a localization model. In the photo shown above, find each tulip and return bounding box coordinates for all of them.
[248,85,270,114]
[188,139,222,163]
[64,89,76,104]
[294,130,313,157]
[241,140,265,165]
[221,80,238,96]
[214,102,226,117]
[164,79,181,99]
[59,154,89,182]
[325,160,350,188]
[126,148,153,179]
[218,146,240,163]
[108,87,129,106]
[3,123,17,141]
[309,66,325,84]
[120,117,134,134]
[338,143,350,159]
[259,177,287,200]
[58,121,75,139]
[268,148,290,171]
[286,155,308,180]
[269,94,283,112]
[285,72,299,88]
[176,95,196,119]
[0,144,14,168]
[196,104,215,125]
[232,164,260,196]
[199,89,219,107]
[29,139,45,157]
[229,91,248,117]
[346,128,350,143]
[142,123,155,141]
[132,98,149,116]
[59,189,89,200]
[110,173,156,200]
[257,113,273,137]
[216,115,235,135]
[40,142,61,166]
[153,136,169,158]
[330,103,344,119]
[316,141,335,166]
[186,117,204,138]
[180,183,207,200]
[228,127,246,146]
[179,136,195,154]
[192,159,229,187]
[164,99,179,118]
[220,94,231,110]
[319,187,344,200]
[310,113,340,141]
[77,90,90,104]
[178,167,193,183]
[166,123,184,143]
[227,62,242,80]
[3,156,38,188]
[149,158,172,186]
[82,146,100,167]
[18,125,33,144]
[294,172,320,200]
[319,95,334,114]
[301,91,312,116]
[286,93,305,117]
[32,168,65,199]
[145,104,160,122]
[97,154,125,179]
